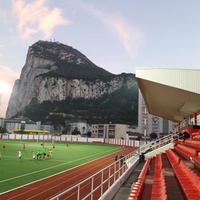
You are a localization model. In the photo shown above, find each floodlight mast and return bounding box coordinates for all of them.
[144,107,147,144]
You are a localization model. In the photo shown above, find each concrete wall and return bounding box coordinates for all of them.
[144,143,174,160]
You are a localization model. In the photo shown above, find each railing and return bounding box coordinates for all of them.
[49,150,139,200]
[139,132,181,155]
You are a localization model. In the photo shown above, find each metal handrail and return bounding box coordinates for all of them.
[139,132,181,154]
[49,150,139,200]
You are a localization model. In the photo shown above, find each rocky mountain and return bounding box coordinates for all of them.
[6,40,138,125]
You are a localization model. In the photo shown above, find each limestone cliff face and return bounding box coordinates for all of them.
[6,47,55,119]
[34,76,133,103]
[6,40,136,119]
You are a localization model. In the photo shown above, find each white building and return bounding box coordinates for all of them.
[65,120,90,135]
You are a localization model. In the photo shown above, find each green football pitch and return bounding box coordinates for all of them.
[0,140,122,193]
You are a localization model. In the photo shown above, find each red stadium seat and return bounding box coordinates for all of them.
[166,149,180,166]
[173,160,200,199]
[174,144,198,160]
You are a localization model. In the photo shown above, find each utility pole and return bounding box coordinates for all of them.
[144,107,147,144]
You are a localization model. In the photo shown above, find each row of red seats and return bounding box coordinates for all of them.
[191,156,200,171]
[173,160,200,199]
[151,170,167,200]
[174,144,198,160]
[184,140,200,150]
[151,153,167,200]
[192,134,200,140]
[154,153,162,173]
[128,157,151,200]
[191,130,200,137]
[165,148,180,166]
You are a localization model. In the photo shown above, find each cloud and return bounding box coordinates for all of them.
[12,0,70,41]
[76,2,144,57]
[103,15,144,57]
[0,65,19,88]
[39,7,68,38]
[0,65,20,118]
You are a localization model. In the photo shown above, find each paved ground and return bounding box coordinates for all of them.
[112,161,145,200]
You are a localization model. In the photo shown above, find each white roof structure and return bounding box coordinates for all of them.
[136,67,200,123]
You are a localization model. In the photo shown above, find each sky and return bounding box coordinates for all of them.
[1,0,200,118]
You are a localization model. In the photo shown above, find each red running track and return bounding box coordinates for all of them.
[0,146,136,200]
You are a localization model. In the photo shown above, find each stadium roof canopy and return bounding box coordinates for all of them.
[135,68,200,123]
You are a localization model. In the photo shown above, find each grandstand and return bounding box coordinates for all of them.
[127,68,200,200]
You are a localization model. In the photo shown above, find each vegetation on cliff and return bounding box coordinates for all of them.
[22,84,138,126]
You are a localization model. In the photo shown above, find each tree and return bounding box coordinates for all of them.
[72,127,81,135]
[48,114,66,132]
[87,132,91,137]
[0,126,6,133]
[150,132,158,140]
[62,124,71,135]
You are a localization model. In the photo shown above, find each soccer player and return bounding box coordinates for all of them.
[32,151,36,159]
[18,150,22,159]
[2,143,6,150]
[39,150,43,159]
[23,143,26,151]
[43,149,47,159]
[41,141,44,147]
[50,149,53,159]
[36,150,40,159]
[46,149,50,160]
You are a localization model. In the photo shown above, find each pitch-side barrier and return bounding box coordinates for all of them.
[49,150,139,200]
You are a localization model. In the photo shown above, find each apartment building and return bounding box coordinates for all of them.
[91,124,128,139]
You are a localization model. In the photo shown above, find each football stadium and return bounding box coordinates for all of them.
[1,67,200,200]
